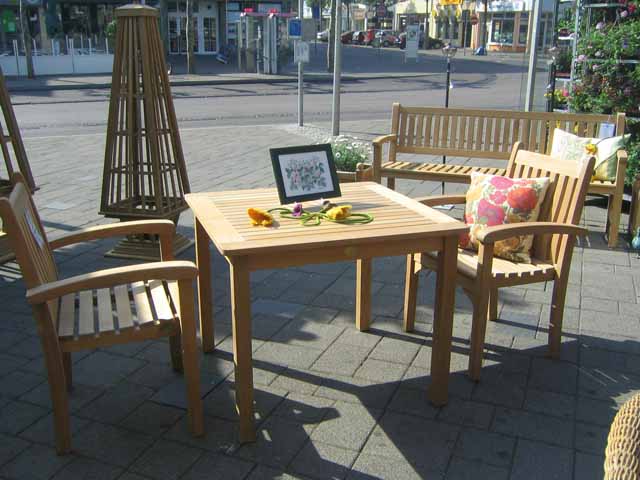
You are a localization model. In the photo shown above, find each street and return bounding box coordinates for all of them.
[8,46,548,138]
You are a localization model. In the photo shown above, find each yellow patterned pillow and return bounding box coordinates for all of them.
[461,173,550,263]
[550,128,628,181]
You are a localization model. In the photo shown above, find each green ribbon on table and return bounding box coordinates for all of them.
[268,206,374,227]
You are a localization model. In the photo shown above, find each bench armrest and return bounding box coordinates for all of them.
[415,195,467,207]
[476,222,587,245]
[49,220,176,259]
[26,261,198,305]
[372,134,397,146]
[372,134,397,183]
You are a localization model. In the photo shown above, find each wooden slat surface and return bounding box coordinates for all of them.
[97,288,113,334]
[186,183,467,256]
[58,293,76,337]
[114,284,134,330]
[132,281,154,325]
[78,290,95,337]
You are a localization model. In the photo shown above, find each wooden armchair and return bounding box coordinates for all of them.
[403,145,595,381]
[0,174,204,455]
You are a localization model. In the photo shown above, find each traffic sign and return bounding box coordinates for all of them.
[289,19,302,38]
[470,14,479,25]
[376,5,386,17]
[294,41,310,63]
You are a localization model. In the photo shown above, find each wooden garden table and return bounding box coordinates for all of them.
[186,182,467,443]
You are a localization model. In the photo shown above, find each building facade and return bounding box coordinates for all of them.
[391,0,555,53]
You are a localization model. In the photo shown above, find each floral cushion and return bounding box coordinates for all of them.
[550,128,628,182]
[461,173,550,263]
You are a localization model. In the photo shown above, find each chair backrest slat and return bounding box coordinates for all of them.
[0,175,58,319]
[506,149,594,263]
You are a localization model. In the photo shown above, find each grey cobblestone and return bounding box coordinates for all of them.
[0,122,637,479]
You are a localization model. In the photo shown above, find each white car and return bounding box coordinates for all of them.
[317,29,329,42]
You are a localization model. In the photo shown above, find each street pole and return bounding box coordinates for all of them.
[524,0,541,111]
[482,0,488,52]
[331,0,342,136]
[298,0,304,126]
[442,55,451,194]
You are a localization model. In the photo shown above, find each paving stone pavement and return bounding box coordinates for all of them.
[0,119,638,480]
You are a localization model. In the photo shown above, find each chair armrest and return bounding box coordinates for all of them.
[476,222,587,245]
[372,134,397,183]
[617,149,629,166]
[49,220,176,250]
[415,195,467,207]
[372,134,397,146]
[26,261,198,305]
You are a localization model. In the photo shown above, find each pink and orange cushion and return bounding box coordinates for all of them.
[460,173,550,263]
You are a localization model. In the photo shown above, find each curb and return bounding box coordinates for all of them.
[6,72,438,92]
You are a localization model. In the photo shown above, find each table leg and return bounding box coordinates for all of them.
[230,256,255,443]
[195,218,214,353]
[356,258,372,331]
[428,236,458,407]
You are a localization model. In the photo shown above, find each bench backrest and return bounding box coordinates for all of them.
[389,103,626,161]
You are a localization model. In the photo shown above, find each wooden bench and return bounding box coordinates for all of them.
[372,104,628,247]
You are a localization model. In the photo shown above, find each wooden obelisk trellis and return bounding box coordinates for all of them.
[100,4,192,260]
[0,66,37,263]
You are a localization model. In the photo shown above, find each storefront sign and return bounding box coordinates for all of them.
[439,0,462,4]
[258,3,281,13]
[405,24,419,59]
[476,0,525,12]
[352,8,365,20]
[294,41,309,63]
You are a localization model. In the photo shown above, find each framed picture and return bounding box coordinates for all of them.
[269,144,341,205]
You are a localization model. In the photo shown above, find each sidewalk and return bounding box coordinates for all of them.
[0,120,636,480]
[4,46,529,92]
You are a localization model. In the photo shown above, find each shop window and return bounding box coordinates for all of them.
[518,12,528,45]
[490,13,514,44]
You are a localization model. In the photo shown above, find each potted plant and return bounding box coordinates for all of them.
[324,135,374,182]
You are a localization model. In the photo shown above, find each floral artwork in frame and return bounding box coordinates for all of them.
[270,144,341,205]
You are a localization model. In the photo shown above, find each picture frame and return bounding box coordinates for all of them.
[269,144,341,205]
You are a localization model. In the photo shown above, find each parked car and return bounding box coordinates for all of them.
[352,30,365,45]
[341,30,354,44]
[364,28,378,46]
[424,36,444,49]
[373,30,398,47]
[317,29,329,42]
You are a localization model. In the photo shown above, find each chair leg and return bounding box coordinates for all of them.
[403,253,420,332]
[63,352,72,392]
[468,288,491,382]
[607,192,623,248]
[178,280,204,437]
[169,332,184,373]
[488,287,498,322]
[41,341,71,454]
[548,278,568,359]
[387,177,396,190]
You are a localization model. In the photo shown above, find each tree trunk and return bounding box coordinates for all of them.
[159,0,169,54]
[186,0,196,74]
[19,1,34,78]
[327,0,336,72]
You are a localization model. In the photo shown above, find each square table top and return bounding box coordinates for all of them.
[185,182,467,257]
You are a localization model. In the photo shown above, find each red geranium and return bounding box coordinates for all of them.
[507,187,538,211]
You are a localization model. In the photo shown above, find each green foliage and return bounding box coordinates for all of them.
[569,19,640,116]
[325,136,371,172]
[105,20,117,39]
[625,119,640,186]
[544,88,569,108]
